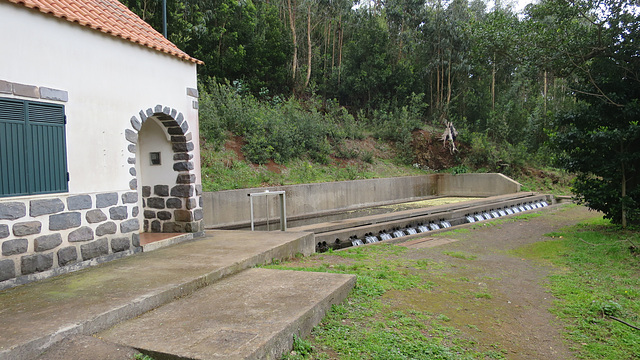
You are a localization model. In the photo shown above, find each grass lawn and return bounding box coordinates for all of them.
[264,215,640,360]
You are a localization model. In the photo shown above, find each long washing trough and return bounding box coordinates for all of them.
[202,173,561,251]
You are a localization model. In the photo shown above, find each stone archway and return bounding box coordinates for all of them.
[124,105,202,233]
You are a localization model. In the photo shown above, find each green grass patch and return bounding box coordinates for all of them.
[265,244,506,359]
[514,217,640,359]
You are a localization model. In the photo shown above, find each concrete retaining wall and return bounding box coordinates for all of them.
[203,173,521,228]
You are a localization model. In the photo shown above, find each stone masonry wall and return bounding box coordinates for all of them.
[142,182,204,233]
[0,191,141,287]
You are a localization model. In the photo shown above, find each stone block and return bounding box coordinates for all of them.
[96,193,118,208]
[13,221,42,236]
[122,192,138,204]
[176,113,184,124]
[139,109,148,122]
[192,100,199,109]
[129,167,136,176]
[109,206,128,220]
[58,246,78,266]
[132,233,140,247]
[21,253,53,275]
[81,238,109,261]
[195,184,203,196]
[120,219,140,233]
[128,144,137,153]
[173,161,194,172]
[49,212,81,231]
[171,135,187,143]
[129,179,138,190]
[167,127,183,135]
[143,220,149,232]
[34,234,62,252]
[12,82,39,98]
[154,185,169,197]
[127,157,136,164]
[68,226,94,242]
[0,224,9,239]
[157,211,172,220]
[162,221,183,233]
[0,202,26,220]
[142,186,151,198]
[40,87,68,102]
[86,209,107,224]
[0,259,16,281]
[186,198,197,210]
[166,198,182,209]
[132,206,139,217]
[111,237,130,253]
[67,195,92,210]
[180,121,189,133]
[172,142,195,152]
[147,197,165,209]
[170,185,193,198]
[0,80,12,94]
[173,153,192,161]
[2,238,28,256]
[199,196,203,208]
[151,220,161,232]
[125,129,138,144]
[130,116,142,131]
[194,208,204,221]
[184,221,200,233]
[144,210,156,219]
[154,104,163,113]
[30,198,65,217]
[174,210,194,222]
[176,174,196,184]
[96,222,117,236]
[186,87,199,98]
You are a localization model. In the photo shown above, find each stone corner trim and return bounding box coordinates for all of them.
[0,79,68,102]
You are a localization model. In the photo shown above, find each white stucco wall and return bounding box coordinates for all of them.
[0,2,201,195]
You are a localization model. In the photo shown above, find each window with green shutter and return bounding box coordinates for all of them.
[0,97,68,197]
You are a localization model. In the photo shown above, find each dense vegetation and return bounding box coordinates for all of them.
[122,0,640,226]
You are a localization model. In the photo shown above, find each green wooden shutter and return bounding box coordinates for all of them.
[0,98,28,196]
[26,101,68,195]
[0,97,68,197]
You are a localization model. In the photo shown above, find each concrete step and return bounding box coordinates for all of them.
[98,268,356,360]
[0,230,318,360]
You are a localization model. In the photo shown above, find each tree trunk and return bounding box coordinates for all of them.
[492,52,496,111]
[287,0,297,83]
[621,142,627,228]
[303,4,312,89]
[338,14,343,85]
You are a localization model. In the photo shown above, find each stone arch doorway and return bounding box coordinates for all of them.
[124,105,202,234]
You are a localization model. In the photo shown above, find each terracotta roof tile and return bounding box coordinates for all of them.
[6,0,202,64]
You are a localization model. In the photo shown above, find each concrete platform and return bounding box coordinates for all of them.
[99,268,355,360]
[0,230,333,360]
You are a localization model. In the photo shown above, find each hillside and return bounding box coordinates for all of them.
[200,130,572,195]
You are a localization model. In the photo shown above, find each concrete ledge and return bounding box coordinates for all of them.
[98,268,356,360]
[0,231,314,360]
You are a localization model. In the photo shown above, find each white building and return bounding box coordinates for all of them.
[0,0,203,288]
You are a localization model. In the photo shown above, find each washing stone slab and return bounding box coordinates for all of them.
[98,268,356,360]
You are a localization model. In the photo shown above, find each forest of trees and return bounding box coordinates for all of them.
[121,0,639,226]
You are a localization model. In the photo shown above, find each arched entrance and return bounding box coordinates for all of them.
[124,105,202,234]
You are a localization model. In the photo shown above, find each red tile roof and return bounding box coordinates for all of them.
[6,0,203,64]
